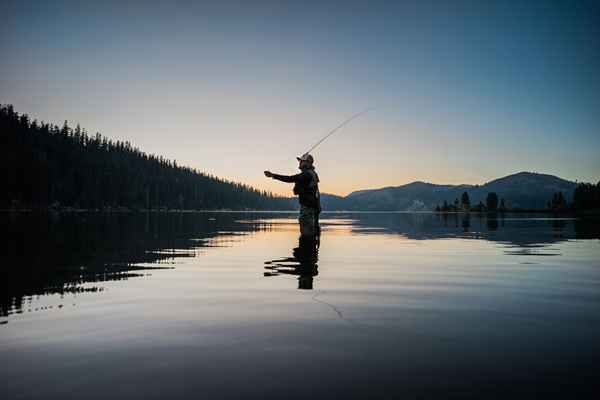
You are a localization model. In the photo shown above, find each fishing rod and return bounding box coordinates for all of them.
[301,108,373,156]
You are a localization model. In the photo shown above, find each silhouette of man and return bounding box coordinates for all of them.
[264,154,321,236]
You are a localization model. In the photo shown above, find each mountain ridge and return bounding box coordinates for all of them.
[321,171,578,211]
[346,171,565,197]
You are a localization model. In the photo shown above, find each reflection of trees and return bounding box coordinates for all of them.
[1,212,270,317]
[574,218,600,239]
[461,214,470,232]
[487,214,499,231]
[4,211,598,318]
[347,212,599,247]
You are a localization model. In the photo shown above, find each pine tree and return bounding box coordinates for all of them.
[486,192,498,211]
[460,192,470,211]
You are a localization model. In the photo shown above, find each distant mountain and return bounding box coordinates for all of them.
[320,172,578,211]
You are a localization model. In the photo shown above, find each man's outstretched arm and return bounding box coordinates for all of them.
[264,170,301,183]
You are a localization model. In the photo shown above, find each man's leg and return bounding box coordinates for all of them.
[299,205,316,236]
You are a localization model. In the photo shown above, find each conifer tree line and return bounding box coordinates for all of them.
[1,104,294,210]
[543,187,600,212]
[572,183,600,211]
[434,186,598,213]
[435,192,507,212]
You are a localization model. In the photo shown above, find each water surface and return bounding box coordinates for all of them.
[2,212,599,399]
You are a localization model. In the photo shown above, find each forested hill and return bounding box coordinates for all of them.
[319,172,593,211]
[1,104,294,211]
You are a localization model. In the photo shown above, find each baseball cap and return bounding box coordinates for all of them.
[296,153,314,163]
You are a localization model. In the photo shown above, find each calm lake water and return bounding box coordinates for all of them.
[2,212,599,399]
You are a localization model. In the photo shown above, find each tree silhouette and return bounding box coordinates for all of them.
[486,192,499,211]
[460,192,470,211]
[442,200,449,212]
[573,182,599,211]
[499,198,506,212]
[1,104,294,211]
[551,191,567,211]
[477,201,485,211]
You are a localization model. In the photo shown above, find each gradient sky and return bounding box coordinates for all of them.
[2,0,599,196]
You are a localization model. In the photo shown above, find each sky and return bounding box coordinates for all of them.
[2,0,599,196]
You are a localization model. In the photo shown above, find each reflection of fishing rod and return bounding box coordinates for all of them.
[302,108,373,156]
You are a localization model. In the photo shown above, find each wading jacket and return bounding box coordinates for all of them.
[271,168,321,210]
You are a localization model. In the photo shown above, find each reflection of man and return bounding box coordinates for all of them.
[264,154,321,236]
[264,234,320,289]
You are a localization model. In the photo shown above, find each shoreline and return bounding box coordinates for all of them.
[2,208,598,216]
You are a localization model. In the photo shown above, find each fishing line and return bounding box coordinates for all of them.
[302,108,373,156]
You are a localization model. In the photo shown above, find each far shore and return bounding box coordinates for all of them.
[2,208,599,216]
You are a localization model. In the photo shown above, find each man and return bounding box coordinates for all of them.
[264,153,321,236]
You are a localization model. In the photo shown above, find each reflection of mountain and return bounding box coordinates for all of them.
[343,212,599,247]
[1,212,268,317]
[320,172,577,211]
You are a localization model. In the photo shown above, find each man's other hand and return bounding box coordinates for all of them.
[264,171,273,178]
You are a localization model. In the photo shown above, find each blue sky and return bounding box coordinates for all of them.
[2,0,598,195]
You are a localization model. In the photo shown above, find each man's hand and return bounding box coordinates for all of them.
[264,170,274,178]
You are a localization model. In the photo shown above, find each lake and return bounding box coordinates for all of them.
[1,212,599,399]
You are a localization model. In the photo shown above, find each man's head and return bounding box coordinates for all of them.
[297,153,314,170]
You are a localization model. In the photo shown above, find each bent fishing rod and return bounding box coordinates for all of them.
[301,108,373,156]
